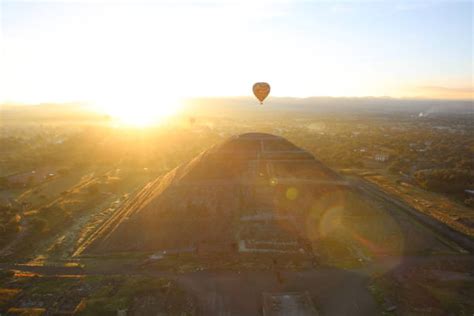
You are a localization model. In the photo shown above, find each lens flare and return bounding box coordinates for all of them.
[286,187,299,200]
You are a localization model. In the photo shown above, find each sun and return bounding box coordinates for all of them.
[95,94,181,127]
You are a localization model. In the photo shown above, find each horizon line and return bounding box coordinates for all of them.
[1,95,473,106]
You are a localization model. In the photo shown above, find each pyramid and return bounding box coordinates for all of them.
[82,133,353,255]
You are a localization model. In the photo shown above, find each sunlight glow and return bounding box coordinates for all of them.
[95,93,181,126]
[1,1,472,104]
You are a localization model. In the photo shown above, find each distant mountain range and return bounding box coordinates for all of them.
[1,96,472,122]
[184,96,473,115]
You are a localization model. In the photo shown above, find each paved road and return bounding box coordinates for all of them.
[349,176,474,253]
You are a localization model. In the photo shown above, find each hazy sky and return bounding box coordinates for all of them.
[1,0,472,105]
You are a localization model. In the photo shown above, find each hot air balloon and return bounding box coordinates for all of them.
[253,82,270,104]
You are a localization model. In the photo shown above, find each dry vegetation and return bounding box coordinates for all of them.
[0,104,473,315]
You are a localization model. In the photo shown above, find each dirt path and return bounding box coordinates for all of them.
[176,269,377,316]
[2,253,473,315]
[0,263,378,315]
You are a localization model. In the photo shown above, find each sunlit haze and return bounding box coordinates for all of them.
[0,1,473,313]
[1,0,472,123]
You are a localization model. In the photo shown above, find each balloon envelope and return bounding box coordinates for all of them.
[253,82,271,104]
